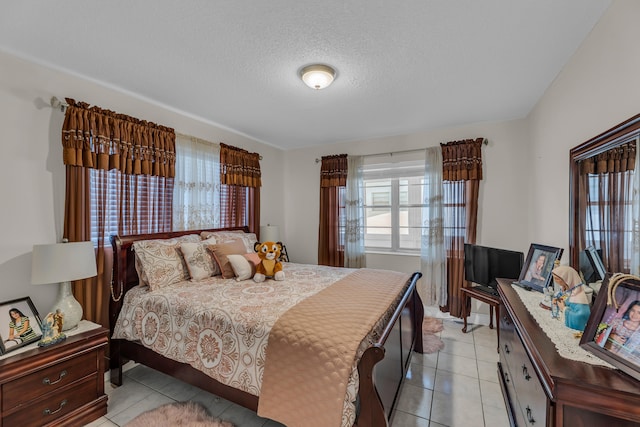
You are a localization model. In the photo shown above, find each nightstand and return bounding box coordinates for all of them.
[0,321,108,427]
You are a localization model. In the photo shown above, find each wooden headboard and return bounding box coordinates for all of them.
[108,226,249,335]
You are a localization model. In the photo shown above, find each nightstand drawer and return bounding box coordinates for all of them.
[2,350,96,410]
[4,376,97,427]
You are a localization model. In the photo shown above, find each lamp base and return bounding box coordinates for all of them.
[53,281,83,331]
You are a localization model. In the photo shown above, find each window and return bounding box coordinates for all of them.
[89,169,174,246]
[363,160,425,252]
[584,171,634,271]
[362,159,468,253]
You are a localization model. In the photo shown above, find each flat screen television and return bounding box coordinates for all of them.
[580,246,606,285]
[464,244,524,294]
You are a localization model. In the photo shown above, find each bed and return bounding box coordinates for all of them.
[109,227,424,427]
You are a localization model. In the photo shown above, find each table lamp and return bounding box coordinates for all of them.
[260,224,280,243]
[31,240,97,331]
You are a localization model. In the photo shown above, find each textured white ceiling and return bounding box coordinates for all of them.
[0,1,610,150]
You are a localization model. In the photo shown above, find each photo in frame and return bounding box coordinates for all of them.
[0,296,43,355]
[516,243,563,292]
[580,274,640,381]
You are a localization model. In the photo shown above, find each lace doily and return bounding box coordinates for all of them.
[511,284,614,368]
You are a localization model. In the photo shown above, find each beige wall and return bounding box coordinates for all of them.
[0,51,284,313]
[527,0,640,258]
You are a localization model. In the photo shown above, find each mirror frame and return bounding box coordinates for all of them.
[569,113,640,269]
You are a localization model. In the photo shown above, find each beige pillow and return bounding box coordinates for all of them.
[180,241,217,281]
[208,240,248,279]
[133,234,201,286]
[227,254,256,281]
[133,234,201,289]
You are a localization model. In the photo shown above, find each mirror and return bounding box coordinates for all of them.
[569,113,640,273]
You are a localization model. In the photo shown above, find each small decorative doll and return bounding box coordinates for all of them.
[551,265,591,331]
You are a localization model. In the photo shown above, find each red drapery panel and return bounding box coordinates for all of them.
[440,139,483,318]
[62,99,175,329]
[219,143,261,234]
[441,137,484,181]
[61,98,176,177]
[318,154,347,266]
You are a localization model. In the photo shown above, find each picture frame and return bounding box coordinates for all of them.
[580,274,640,381]
[0,297,43,355]
[516,243,563,292]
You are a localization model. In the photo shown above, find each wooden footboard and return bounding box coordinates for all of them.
[109,228,423,426]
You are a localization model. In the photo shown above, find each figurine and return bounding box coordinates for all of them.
[38,310,67,347]
[551,265,591,331]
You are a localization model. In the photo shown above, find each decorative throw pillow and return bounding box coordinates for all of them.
[207,240,248,279]
[227,254,256,281]
[200,231,257,253]
[133,234,201,288]
[179,241,217,281]
[243,252,261,266]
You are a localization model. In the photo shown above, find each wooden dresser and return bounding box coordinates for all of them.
[0,322,108,427]
[497,279,640,427]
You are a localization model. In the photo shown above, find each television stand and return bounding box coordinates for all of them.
[460,285,500,352]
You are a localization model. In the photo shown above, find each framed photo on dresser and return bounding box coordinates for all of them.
[581,274,640,381]
[516,243,563,292]
[0,297,43,355]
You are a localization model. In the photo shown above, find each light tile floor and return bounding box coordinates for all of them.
[86,318,510,427]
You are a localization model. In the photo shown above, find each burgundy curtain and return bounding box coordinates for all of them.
[318,154,347,266]
[219,143,261,234]
[440,138,484,318]
[62,99,175,328]
[579,140,636,273]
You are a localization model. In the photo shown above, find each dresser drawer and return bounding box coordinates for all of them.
[507,326,547,427]
[4,376,97,427]
[499,309,517,371]
[2,350,97,410]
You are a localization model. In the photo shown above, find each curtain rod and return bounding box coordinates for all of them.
[314,138,488,163]
[50,96,68,112]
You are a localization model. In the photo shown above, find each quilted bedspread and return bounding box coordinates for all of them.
[258,268,411,427]
[112,263,409,426]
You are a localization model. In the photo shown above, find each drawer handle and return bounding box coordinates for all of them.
[504,344,510,354]
[43,399,67,416]
[504,372,510,383]
[522,365,531,381]
[525,405,535,424]
[42,370,67,386]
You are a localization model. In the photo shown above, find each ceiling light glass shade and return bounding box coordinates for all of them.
[300,64,336,90]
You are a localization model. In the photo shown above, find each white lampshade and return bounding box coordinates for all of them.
[31,241,97,331]
[260,225,280,243]
[31,241,97,285]
[300,64,336,90]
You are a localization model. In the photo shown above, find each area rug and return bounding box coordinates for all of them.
[125,401,234,427]
[422,316,445,353]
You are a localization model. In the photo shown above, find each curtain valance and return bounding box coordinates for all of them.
[441,138,484,181]
[320,154,348,187]
[220,143,261,187]
[61,98,176,177]
[579,140,636,175]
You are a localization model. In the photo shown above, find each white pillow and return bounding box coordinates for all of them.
[227,254,255,281]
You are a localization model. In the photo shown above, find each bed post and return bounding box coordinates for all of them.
[356,345,387,427]
[109,234,126,386]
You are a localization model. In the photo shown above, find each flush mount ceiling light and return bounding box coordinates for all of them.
[300,64,336,90]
